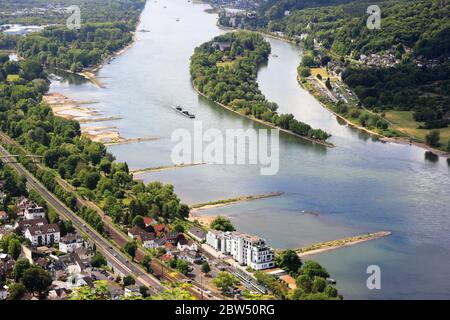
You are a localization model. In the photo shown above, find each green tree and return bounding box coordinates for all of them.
[324,285,338,298]
[21,265,52,295]
[210,216,235,232]
[142,255,152,273]
[301,54,315,67]
[276,250,302,276]
[172,221,185,233]
[91,252,107,268]
[299,66,311,77]
[296,274,313,293]
[139,286,149,298]
[8,238,22,260]
[69,280,111,300]
[12,258,31,281]
[175,259,191,275]
[201,261,211,275]
[300,261,330,279]
[325,78,332,90]
[123,275,135,287]
[124,241,137,261]
[132,215,145,228]
[425,130,440,147]
[213,272,239,294]
[312,277,327,293]
[7,283,26,300]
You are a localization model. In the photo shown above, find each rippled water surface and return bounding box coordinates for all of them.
[50,0,450,299]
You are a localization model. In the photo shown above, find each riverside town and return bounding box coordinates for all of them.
[0,0,449,315]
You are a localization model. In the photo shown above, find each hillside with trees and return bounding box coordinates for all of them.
[190,31,330,142]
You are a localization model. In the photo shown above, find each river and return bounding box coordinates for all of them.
[49,0,450,299]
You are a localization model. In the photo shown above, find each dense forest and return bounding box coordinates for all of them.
[17,22,135,72]
[255,0,449,60]
[342,63,450,127]
[0,0,146,25]
[190,31,330,141]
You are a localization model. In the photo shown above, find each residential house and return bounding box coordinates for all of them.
[128,226,158,249]
[74,246,95,261]
[163,231,181,245]
[140,231,157,249]
[188,226,206,242]
[25,223,60,246]
[0,211,7,222]
[177,240,198,252]
[22,244,47,265]
[0,285,8,300]
[124,285,142,298]
[143,217,156,227]
[128,226,145,240]
[24,205,46,220]
[59,233,85,253]
[0,225,13,240]
[179,249,202,264]
[15,197,35,217]
[0,258,15,279]
[153,224,168,236]
[16,218,47,234]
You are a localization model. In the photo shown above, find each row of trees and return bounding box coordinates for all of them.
[17,23,134,73]
[190,31,330,141]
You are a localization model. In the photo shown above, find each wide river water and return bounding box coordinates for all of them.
[50,0,450,299]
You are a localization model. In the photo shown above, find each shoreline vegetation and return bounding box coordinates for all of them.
[293,231,392,257]
[211,1,450,158]
[190,31,333,147]
[298,75,450,158]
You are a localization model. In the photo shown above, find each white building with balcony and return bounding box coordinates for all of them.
[25,224,60,246]
[206,230,275,270]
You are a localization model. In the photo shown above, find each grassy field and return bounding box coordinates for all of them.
[385,111,450,148]
[310,67,338,81]
[6,74,19,82]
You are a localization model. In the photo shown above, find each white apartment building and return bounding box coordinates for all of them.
[206,230,275,270]
[25,224,60,246]
[24,206,46,220]
[59,234,85,253]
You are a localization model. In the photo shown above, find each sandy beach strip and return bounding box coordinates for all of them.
[293,231,392,257]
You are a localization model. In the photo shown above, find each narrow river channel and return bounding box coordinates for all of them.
[50,0,450,299]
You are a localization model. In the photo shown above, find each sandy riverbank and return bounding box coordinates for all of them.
[43,93,100,120]
[190,192,284,212]
[295,231,392,257]
[43,93,151,145]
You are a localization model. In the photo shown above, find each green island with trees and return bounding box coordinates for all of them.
[216,0,450,151]
[190,31,331,143]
